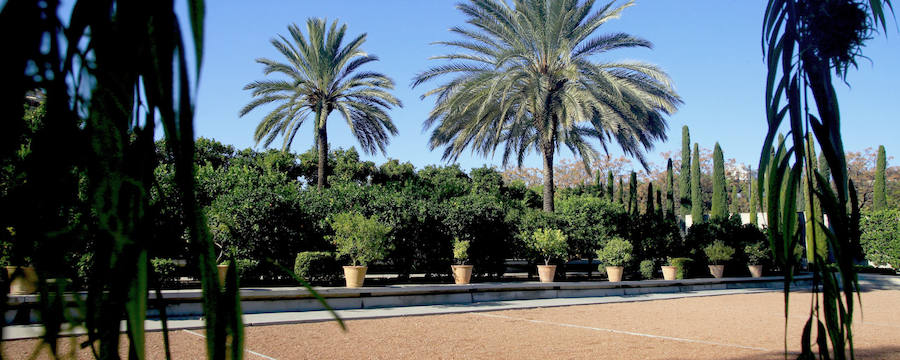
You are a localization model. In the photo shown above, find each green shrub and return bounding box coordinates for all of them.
[860,209,900,269]
[527,228,568,266]
[328,212,393,266]
[442,192,515,277]
[556,196,626,260]
[234,259,262,283]
[704,240,735,265]
[668,257,692,279]
[595,237,633,267]
[639,259,656,280]
[744,242,770,265]
[453,238,470,265]
[293,252,341,284]
[151,258,178,288]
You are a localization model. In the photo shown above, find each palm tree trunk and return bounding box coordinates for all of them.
[317,125,328,189]
[542,144,555,212]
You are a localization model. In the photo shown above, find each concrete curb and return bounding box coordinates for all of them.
[6,275,810,322]
[3,274,897,340]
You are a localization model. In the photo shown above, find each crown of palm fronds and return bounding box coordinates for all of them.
[413,0,681,170]
[240,18,401,154]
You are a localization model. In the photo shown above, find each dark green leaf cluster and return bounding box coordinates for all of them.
[860,209,900,269]
[294,252,342,284]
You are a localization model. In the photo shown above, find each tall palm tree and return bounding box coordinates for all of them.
[413,0,681,212]
[240,19,401,189]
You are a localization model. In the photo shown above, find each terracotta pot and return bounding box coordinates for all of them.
[537,265,556,283]
[661,265,677,280]
[748,264,763,278]
[217,264,229,285]
[605,266,624,282]
[451,265,473,285]
[708,264,725,278]
[6,266,38,295]
[343,266,368,288]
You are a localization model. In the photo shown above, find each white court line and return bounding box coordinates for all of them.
[182,329,278,360]
[472,312,773,352]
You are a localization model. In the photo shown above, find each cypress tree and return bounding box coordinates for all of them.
[818,153,830,188]
[691,143,702,225]
[678,126,691,221]
[804,133,827,263]
[729,179,740,214]
[646,182,655,215]
[595,172,604,197]
[666,158,675,219]
[711,142,727,220]
[874,145,887,210]
[818,153,830,179]
[607,170,614,203]
[656,188,663,218]
[617,177,624,205]
[629,171,638,215]
[749,175,758,226]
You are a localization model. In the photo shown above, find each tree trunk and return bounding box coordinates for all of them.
[542,144,555,212]
[316,125,328,189]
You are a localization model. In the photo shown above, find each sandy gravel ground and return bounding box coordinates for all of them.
[4,289,899,359]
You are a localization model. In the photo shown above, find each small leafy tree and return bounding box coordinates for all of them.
[744,242,771,265]
[704,240,735,265]
[328,212,393,267]
[453,238,470,265]
[528,228,568,266]
[596,237,633,267]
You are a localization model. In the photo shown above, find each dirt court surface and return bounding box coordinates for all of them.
[4,289,900,359]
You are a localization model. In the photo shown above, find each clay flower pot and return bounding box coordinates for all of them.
[661,265,677,280]
[748,264,763,278]
[605,266,624,282]
[6,266,38,295]
[537,265,556,283]
[451,265,473,285]
[343,266,368,288]
[216,264,229,285]
[708,264,725,278]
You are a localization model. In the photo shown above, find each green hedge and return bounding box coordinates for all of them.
[294,252,341,284]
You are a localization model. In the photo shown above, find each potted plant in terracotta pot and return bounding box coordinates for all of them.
[703,240,735,278]
[451,238,473,285]
[213,242,231,286]
[2,227,37,295]
[328,212,392,288]
[526,228,568,283]
[595,237,632,282]
[744,241,769,278]
[663,257,692,280]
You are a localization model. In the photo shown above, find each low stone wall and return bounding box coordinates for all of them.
[5,275,824,324]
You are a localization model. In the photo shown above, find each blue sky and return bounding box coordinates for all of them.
[192,0,899,173]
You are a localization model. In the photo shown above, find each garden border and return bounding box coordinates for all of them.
[5,275,824,324]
